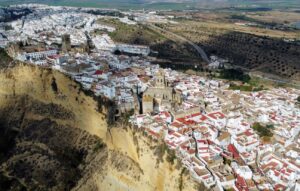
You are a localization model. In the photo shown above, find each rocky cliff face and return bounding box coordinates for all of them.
[0,63,198,191]
[0,103,108,191]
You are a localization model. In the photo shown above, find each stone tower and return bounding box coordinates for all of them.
[154,69,166,88]
[62,34,71,52]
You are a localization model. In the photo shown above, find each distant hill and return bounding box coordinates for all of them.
[0,0,299,9]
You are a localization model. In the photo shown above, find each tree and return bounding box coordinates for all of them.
[242,74,251,83]
[166,149,176,165]
[252,122,273,137]
[266,124,275,129]
[297,96,300,103]
[223,157,232,165]
[219,69,251,83]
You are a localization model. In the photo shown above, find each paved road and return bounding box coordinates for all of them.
[145,23,210,64]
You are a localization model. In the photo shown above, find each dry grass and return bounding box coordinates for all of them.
[166,20,299,39]
[245,11,300,24]
[96,18,167,45]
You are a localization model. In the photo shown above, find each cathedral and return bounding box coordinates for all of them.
[142,69,181,114]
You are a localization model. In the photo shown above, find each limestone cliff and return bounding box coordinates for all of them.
[0,63,199,191]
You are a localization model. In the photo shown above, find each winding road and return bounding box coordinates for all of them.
[145,23,211,64]
[143,22,300,88]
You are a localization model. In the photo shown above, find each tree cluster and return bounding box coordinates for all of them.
[252,122,273,137]
[219,69,251,83]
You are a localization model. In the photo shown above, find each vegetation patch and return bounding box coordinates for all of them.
[223,157,232,166]
[155,142,176,165]
[0,174,26,191]
[154,142,167,163]
[166,148,176,165]
[229,83,264,92]
[0,122,19,163]
[93,140,105,152]
[251,122,274,137]
[179,168,186,191]
[51,77,58,93]
[219,69,251,83]
[0,48,12,69]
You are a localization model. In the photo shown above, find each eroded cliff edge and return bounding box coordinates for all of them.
[0,63,199,191]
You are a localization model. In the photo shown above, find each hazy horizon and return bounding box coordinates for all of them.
[1,0,300,10]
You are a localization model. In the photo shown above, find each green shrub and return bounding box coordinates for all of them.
[219,69,251,83]
[252,122,273,137]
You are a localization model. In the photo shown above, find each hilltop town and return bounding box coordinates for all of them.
[0,4,300,191]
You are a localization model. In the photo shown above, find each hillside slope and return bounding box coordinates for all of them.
[164,21,300,81]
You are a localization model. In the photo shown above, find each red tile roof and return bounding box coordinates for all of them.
[208,112,225,120]
[244,129,254,136]
[274,184,286,191]
[94,70,103,75]
[171,121,184,128]
[228,144,240,159]
[235,175,249,191]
